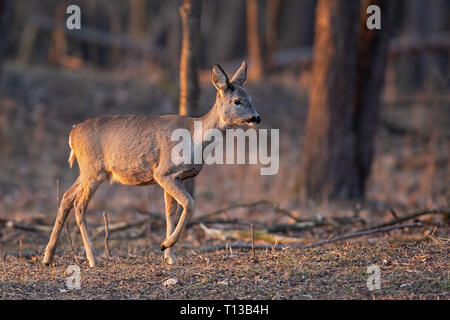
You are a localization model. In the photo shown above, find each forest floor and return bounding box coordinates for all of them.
[0,226,448,300]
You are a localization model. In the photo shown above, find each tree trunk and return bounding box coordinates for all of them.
[129,0,146,41]
[299,0,361,202]
[179,0,202,117]
[179,0,202,201]
[354,0,395,196]
[246,0,265,80]
[300,0,394,202]
[265,0,281,71]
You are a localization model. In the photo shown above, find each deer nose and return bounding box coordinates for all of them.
[245,115,261,124]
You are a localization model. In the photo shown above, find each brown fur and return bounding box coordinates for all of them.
[43,62,260,267]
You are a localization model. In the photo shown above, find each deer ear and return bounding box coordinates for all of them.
[230,61,247,86]
[212,64,230,91]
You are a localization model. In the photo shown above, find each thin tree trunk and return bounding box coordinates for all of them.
[354,0,395,195]
[179,0,202,201]
[179,0,202,117]
[129,0,146,41]
[246,0,265,80]
[299,0,361,202]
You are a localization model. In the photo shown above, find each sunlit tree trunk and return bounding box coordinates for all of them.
[179,0,202,200]
[299,0,361,202]
[246,0,265,80]
[179,0,202,117]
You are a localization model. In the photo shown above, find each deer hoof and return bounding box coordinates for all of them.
[160,243,167,251]
[42,256,53,267]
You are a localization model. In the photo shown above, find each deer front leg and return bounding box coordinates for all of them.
[155,175,194,251]
[163,191,181,265]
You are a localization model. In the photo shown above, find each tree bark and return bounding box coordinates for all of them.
[246,0,265,80]
[265,0,281,71]
[299,0,361,202]
[300,0,394,202]
[179,0,202,117]
[354,0,395,196]
[179,0,202,202]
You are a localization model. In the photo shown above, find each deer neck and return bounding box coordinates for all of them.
[196,101,226,132]
[188,101,226,157]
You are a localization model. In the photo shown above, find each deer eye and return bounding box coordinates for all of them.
[234,100,242,105]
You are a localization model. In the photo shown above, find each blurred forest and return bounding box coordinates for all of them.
[0,0,448,231]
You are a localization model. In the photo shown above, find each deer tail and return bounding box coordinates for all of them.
[68,129,76,168]
[68,149,75,168]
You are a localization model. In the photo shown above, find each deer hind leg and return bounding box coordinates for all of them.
[73,177,103,267]
[163,191,182,265]
[156,175,194,251]
[43,178,80,265]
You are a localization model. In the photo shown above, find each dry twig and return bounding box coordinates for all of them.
[362,208,450,231]
[103,212,111,258]
[199,223,307,245]
[250,224,255,260]
[197,222,422,253]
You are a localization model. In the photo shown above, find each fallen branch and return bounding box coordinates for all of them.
[133,200,300,226]
[108,226,148,240]
[199,223,307,245]
[294,222,422,249]
[362,208,450,231]
[191,200,301,223]
[196,222,422,253]
[5,221,53,233]
[92,219,148,240]
[132,207,165,222]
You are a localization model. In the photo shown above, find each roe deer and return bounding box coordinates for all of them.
[43,62,260,267]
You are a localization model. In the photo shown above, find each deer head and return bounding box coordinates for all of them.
[211,62,261,128]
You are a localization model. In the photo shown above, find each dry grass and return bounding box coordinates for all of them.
[0,235,448,300]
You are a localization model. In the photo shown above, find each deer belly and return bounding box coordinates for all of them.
[109,170,155,186]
